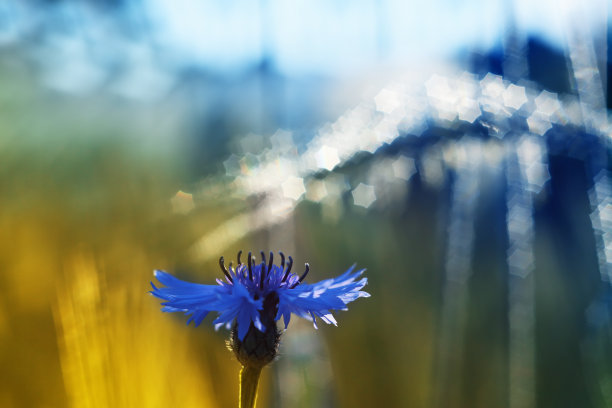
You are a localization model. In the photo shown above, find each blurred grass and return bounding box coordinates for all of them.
[295,187,445,408]
[0,62,258,407]
[54,253,218,408]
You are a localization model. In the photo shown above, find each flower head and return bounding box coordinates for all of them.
[150,251,369,342]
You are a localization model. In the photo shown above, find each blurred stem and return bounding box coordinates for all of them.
[239,365,262,408]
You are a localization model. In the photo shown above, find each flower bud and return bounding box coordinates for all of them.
[229,292,280,368]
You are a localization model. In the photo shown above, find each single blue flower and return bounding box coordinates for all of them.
[150,251,370,341]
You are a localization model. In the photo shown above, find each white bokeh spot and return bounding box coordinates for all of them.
[352,183,377,208]
[281,176,306,201]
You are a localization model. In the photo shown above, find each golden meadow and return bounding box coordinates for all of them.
[0,63,252,407]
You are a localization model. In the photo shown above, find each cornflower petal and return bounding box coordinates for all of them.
[275,266,369,329]
[211,280,264,340]
[151,255,369,340]
[150,270,226,327]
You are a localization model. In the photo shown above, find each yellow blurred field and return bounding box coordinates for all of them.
[0,65,259,407]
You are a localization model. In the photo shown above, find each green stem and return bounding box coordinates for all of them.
[239,365,262,408]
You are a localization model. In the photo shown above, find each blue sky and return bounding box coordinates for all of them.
[144,0,608,76]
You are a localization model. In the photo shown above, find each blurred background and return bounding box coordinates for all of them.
[1,0,611,407]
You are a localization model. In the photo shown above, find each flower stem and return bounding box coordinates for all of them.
[239,365,262,408]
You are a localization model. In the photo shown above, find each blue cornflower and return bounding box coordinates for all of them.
[150,251,369,342]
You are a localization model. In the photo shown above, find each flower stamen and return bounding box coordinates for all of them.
[219,256,233,283]
[299,263,309,282]
[281,256,293,282]
[279,252,285,271]
[247,252,253,281]
[259,251,267,289]
[291,263,310,288]
[237,250,243,265]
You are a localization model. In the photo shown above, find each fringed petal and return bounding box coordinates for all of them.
[276,266,369,329]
